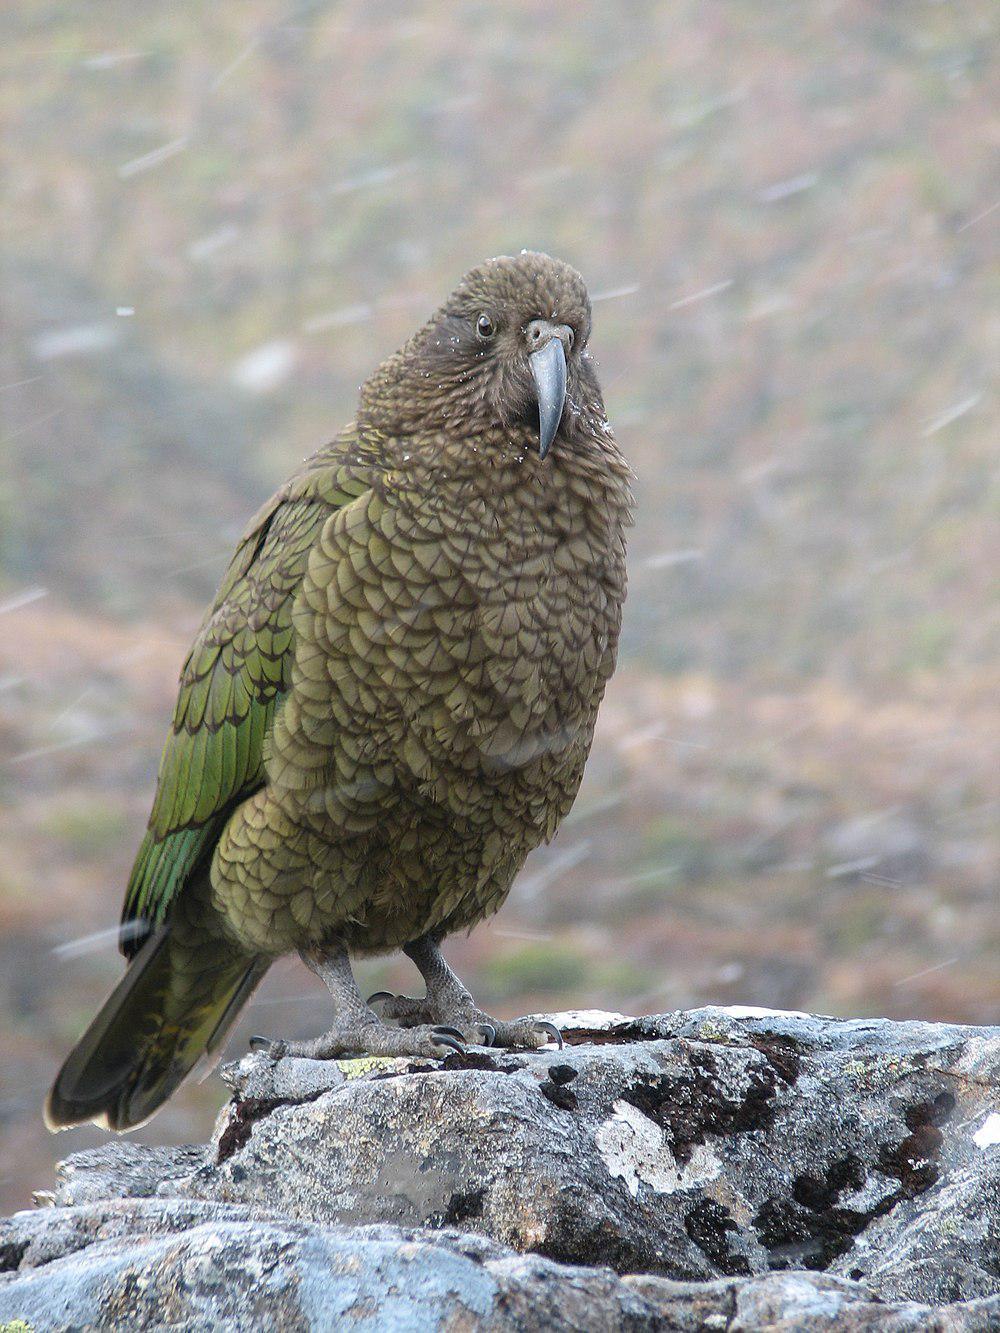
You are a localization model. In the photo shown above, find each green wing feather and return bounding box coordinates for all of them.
[121,443,372,955]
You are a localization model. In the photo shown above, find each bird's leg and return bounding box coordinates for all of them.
[250,943,465,1060]
[370,935,562,1051]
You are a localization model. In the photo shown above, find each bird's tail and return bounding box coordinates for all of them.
[46,897,268,1132]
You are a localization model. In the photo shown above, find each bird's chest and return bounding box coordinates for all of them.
[293,457,625,843]
[386,467,624,801]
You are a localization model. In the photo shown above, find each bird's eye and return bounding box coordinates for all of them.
[476,313,496,340]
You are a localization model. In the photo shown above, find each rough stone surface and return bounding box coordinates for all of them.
[2,1008,999,1329]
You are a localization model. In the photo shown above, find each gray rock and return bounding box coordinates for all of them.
[3,1201,999,1330]
[2,1008,999,1329]
[182,1007,1000,1302]
[219,1050,346,1103]
[47,1142,205,1207]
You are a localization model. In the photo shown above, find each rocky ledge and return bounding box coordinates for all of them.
[2,1007,999,1330]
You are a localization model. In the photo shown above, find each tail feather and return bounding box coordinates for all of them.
[46,920,267,1132]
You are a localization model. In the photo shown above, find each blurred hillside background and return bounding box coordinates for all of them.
[1,0,997,1210]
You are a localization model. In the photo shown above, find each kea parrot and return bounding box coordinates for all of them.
[46,251,633,1131]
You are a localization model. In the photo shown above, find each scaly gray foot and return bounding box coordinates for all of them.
[249,1018,464,1061]
[367,992,562,1050]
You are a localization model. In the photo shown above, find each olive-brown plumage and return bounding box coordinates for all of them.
[47,252,633,1130]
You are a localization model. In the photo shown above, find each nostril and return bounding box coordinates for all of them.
[527,320,573,351]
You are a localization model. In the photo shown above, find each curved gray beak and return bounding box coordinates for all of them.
[529,336,567,460]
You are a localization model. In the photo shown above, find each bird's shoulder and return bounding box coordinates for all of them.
[228,425,382,575]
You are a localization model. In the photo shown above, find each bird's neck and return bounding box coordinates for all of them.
[371,425,634,558]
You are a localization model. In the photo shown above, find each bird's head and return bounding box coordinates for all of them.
[360,251,599,459]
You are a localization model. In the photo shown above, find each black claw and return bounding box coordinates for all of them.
[476,1022,497,1047]
[433,1025,465,1041]
[534,1021,564,1049]
[431,1029,466,1056]
[367,990,394,1006]
[249,1035,287,1059]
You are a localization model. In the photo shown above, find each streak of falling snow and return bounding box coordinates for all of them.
[44,646,160,729]
[591,283,641,303]
[892,958,960,987]
[0,587,48,616]
[188,225,241,262]
[118,136,190,180]
[616,722,667,751]
[757,172,819,203]
[668,280,733,311]
[563,793,624,826]
[9,724,118,765]
[52,921,147,959]
[0,407,65,446]
[826,856,881,879]
[609,863,680,889]
[211,38,257,90]
[957,199,999,232]
[327,161,416,197]
[639,548,705,570]
[922,393,982,436]
[513,841,592,903]
[80,51,146,70]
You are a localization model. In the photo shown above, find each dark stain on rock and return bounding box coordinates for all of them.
[396,1051,526,1076]
[684,1198,751,1276]
[533,1200,667,1280]
[539,1062,579,1109]
[620,1048,782,1164]
[755,1154,870,1270]
[792,1154,867,1213]
[562,1022,651,1046]
[217,1097,292,1163]
[0,1238,27,1272]
[754,1090,954,1271]
[747,1035,802,1086]
[426,1188,487,1229]
[216,1090,325,1164]
[539,1080,579,1111]
[878,1091,954,1196]
[395,1052,526,1077]
[439,1051,525,1074]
